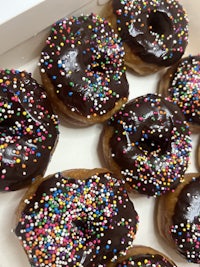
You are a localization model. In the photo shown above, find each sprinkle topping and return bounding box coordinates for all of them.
[116,253,176,266]
[112,0,189,65]
[167,55,200,125]
[106,94,192,196]
[40,13,129,119]
[0,69,59,191]
[15,171,139,266]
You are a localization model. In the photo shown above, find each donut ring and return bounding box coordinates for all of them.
[107,245,177,267]
[0,69,59,191]
[102,94,192,196]
[15,168,139,266]
[157,173,200,263]
[40,13,129,125]
[102,0,189,75]
[198,137,200,171]
[158,55,200,133]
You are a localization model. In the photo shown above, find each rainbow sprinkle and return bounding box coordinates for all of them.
[15,170,139,266]
[116,252,177,266]
[167,55,200,125]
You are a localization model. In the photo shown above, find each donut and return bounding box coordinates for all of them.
[158,55,200,133]
[107,245,177,267]
[101,0,189,75]
[102,93,192,197]
[0,69,59,191]
[157,173,200,263]
[198,138,200,171]
[15,168,139,266]
[39,13,129,126]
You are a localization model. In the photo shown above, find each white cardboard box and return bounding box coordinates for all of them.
[0,1,199,267]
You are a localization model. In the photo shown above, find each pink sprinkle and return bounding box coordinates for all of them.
[138,117,143,121]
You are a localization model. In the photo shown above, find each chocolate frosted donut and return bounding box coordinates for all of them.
[40,13,129,125]
[102,94,192,196]
[158,55,200,133]
[15,168,139,267]
[102,0,189,75]
[107,246,177,267]
[198,138,200,171]
[157,173,200,263]
[0,69,59,191]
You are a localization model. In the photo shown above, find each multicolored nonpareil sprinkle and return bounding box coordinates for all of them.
[167,55,200,125]
[170,174,200,263]
[116,253,177,267]
[15,170,139,267]
[104,94,192,196]
[39,13,129,122]
[0,69,59,191]
[112,0,189,66]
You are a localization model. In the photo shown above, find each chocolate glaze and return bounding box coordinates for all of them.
[116,253,176,267]
[15,171,138,267]
[112,0,188,66]
[107,94,191,196]
[40,13,129,118]
[171,175,200,263]
[166,55,200,125]
[0,69,59,191]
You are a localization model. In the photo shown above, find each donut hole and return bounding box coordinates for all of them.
[0,120,17,135]
[139,132,170,155]
[148,11,172,35]
[90,58,111,73]
[91,64,106,73]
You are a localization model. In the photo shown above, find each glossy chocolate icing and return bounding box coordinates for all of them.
[107,94,191,196]
[15,171,138,267]
[116,253,176,267]
[112,0,188,66]
[171,175,200,263]
[166,55,200,125]
[0,69,59,191]
[40,13,129,118]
